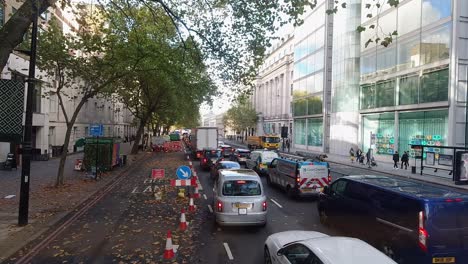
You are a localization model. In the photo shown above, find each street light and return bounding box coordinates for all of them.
[18,0,39,226]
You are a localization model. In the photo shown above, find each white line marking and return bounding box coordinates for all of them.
[203,194,208,200]
[270,198,283,208]
[131,187,138,193]
[223,242,234,260]
[208,205,213,213]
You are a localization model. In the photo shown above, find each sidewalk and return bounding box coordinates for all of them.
[0,142,136,262]
[225,140,468,192]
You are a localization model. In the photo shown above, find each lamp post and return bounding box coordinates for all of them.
[18,0,39,226]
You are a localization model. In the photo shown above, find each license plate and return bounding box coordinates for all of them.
[238,208,247,215]
[236,203,249,209]
[239,158,246,161]
[301,188,313,193]
[433,257,455,263]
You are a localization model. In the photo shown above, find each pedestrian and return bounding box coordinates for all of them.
[349,147,355,163]
[356,148,362,164]
[393,151,400,169]
[401,151,409,170]
[366,148,372,168]
[286,138,291,153]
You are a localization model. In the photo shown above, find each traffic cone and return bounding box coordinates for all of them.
[179,208,188,231]
[163,230,175,259]
[188,196,196,212]
[187,155,190,160]
[189,161,193,169]
[193,185,200,199]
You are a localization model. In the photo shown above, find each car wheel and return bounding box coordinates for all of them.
[264,246,272,264]
[318,208,329,226]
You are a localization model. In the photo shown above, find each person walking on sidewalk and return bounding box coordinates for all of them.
[286,138,290,153]
[401,151,409,170]
[366,148,372,168]
[356,148,363,165]
[349,147,355,163]
[393,151,400,169]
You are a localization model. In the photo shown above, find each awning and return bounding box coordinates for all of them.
[75,138,86,147]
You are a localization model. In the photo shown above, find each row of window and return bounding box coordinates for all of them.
[361,23,450,75]
[361,0,452,51]
[292,95,323,117]
[294,27,325,62]
[293,71,324,97]
[294,50,325,80]
[360,68,448,110]
[294,118,323,147]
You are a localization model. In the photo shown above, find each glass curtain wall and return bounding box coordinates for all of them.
[294,119,307,145]
[362,113,395,155]
[307,118,323,146]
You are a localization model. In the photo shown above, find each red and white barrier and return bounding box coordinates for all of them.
[170,179,197,187]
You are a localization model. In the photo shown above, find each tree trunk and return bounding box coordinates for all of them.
[131,119,146,154]
[55,124,73,186]
[0,0,55,73]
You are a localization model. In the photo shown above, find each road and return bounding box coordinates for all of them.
[194,156,392,264]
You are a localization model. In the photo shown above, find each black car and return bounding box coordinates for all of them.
[200,148,222,171]
[230,149,251,165]
[220,145,234,157]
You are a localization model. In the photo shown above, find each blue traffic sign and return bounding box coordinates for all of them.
[90,124,103,137]
[176,165,192,179]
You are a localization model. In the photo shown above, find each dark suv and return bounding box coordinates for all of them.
[318,175,468,264]
[200,148,222,171]
[230,149,251,165]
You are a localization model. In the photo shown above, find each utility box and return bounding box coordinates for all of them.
[83,137,122,172]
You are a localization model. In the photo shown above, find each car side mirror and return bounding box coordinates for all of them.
[322,186,330,195]
[277,248,285,256]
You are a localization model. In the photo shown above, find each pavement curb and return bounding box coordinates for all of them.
[0,153,147,263]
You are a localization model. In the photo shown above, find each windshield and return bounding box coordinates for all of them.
[222,180,261,196]
[263,137,280,143]
[205,150,221,159]
[221,163,241,169]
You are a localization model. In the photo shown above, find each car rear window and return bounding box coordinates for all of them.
[222,180,261,196]
[221,163,240,169]
[205,150,221,158]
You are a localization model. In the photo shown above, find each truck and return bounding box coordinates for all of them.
[191,127,218,159]
[247,134,281,150]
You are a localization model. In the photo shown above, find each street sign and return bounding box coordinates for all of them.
[151,169,165,179]
[90,124,103,137]
[176,165,192,180]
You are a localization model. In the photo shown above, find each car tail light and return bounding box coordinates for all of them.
[418,211,428,252]
[216,201,223,212]
[262,201,267,211]
[238,154,241,157]
[196,152,201,158]
[445,198,463,202]
[202,158,207,163]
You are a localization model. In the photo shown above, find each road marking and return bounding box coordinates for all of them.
[270,198,283,208]
[203,194,207,200]
[208,205,213,213]
[223,242,234,260]
[131,187,138,194]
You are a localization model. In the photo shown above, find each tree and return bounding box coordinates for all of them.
[0,0,400,80]
[37,10,139,186]
[223,97,257,141]
[107,3,217,154]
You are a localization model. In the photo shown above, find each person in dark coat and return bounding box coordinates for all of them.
[401,151,409,170]
[392,151,400,169]
[366,149,372,168]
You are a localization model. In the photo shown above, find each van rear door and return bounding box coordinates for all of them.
[297,162,329,194]
[426,200,468,260]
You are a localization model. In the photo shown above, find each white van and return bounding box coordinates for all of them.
[245,150,278,175]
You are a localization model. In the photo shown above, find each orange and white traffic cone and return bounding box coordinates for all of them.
[179,208,188,231]
[163,230,175,259]
[188,196,196,212]
[188,161,193,169]
[193,185,200,199]
[187,155,190,160]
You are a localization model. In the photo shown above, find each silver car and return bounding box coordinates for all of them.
[213,169,267,226]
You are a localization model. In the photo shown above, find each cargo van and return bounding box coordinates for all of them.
[245,150,279,175]
[267,158,331,198]
[318,175,468,264]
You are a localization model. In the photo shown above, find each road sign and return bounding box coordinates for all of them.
[151,169,165,179]
[90,124,103,137]
[176,165,192,179]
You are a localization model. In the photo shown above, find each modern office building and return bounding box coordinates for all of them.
[253,34,294,137]
[291,0,333,152]
[359,0,467,160]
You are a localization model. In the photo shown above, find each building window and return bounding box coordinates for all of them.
[361,53,376,75]
[422,0,452,27]
[375,80,396,108]
[420,23,451,65]
[32,82,42,113]
[293,98,307,117]
[362,112,395,155]
[399,75,419,105]
[397,36,420,71]
[398,109,448,157]
[360,84,376,110]
[307,96,323,115]
[398,0,421,36]
[294,119,307,145]
[420,68,449,103]
[307,118,323,147]
[0,2,4,25]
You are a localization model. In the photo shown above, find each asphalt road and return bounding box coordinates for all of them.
[195,159,347,264]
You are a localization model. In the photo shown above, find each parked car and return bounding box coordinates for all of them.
[200,148,222,171]
[213,169,267,226]
[210,160,241,181]
[230,148,251,165]
[245,150,278,175]
[264,230,397,264]
[317,175,468,264]
[220,144,234,157]
[267,158,331,198]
